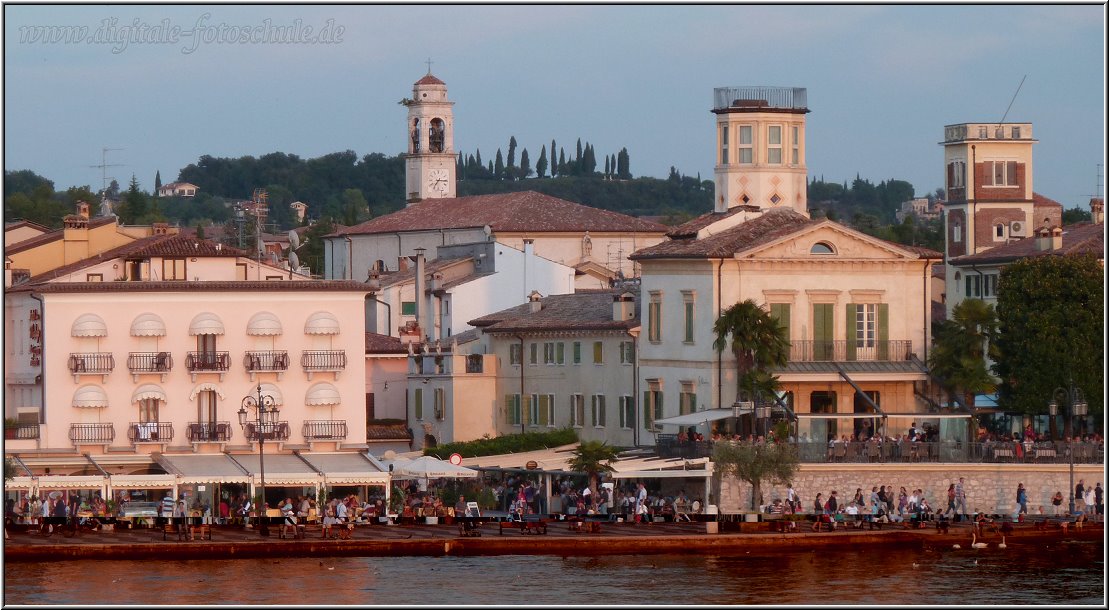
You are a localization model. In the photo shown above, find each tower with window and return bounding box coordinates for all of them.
[712,86,809,216]
[404,70,456,204]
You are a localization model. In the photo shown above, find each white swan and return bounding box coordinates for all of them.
[998,536,1007,549]
[971,533,988,549]
[952,542,962,549]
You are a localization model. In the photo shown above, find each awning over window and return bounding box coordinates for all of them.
[71,313,108,337]
[246,311,283,336]
[304,311,340,335]
[305,382,340,406]
[72,385,109,408]
[189,312,225,336]
[130,312,167,337]
[155,454,250,484]
[188,383,225,401]
[132,384,167,403]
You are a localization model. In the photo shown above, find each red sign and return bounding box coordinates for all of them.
[448,453,463,466]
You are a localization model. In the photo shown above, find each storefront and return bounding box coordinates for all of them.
[226,453,321,507]
[107,474,176,510]
[301,452,390,505]
[156,454,252,521]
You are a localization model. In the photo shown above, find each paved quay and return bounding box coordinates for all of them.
[5,519,1102,561]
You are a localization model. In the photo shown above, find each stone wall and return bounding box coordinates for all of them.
[716,463,1105,515]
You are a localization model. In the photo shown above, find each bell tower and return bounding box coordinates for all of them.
[404,67,456,205]
[712,86,809,216]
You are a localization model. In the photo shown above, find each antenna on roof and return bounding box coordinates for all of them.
[997,75,1026,127]
[88,147,124,195]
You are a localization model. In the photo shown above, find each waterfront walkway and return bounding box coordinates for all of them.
[5,518,1102,561]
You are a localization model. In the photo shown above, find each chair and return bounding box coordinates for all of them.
[155,352,169,372]
[867,442,880,463]
[833,443,847,462]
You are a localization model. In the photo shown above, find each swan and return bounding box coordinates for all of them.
[998,536,1007,549]
[952,542,961,549]
[971,533,988,549]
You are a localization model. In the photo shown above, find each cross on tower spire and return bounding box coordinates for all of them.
[425,58,433,74]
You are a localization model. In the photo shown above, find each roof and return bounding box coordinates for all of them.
[664,206,755,238]
[377,256,471,288]
[330,191,668,237]
[9,279,372,294]
[1032,192,1064,209]
[26,234,246,283]
[415,73,445,86]
[469,289,639,333]
[5,219,51,234]
[365,332,406,354]
[5,216,117,255]
[160,182,198,189]
[950,222,1104,266]
[775,360,928,375]
[366,423,411,441]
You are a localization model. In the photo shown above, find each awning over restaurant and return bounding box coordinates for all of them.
[109,474,177,489]
[35,475,108,490]
[654,409,736,427]
[155,454,250,484]
[4,476,37,490]
[883,413,974,419]
[226,453,322,486]
[297,452,389,485]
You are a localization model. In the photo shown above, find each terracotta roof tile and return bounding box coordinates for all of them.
[365,332,406,354]
[331,191,667,237]
[10,280,371,294]
[27,234,246,283]
[415,73,445,86]
[630,209,817,259]
[469,289,639,333]
[366,423,411,441]
[951,222,1104,265]
[665,206,754,238]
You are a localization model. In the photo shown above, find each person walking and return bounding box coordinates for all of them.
[634,482,648,524]
[1051,491,1065,515]
[954,477,968,520]
[1075,479,1086,514]
[946,483,957,517]
[1016,483,1028,515]
[1095,483,1104,521]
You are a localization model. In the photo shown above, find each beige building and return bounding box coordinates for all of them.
[157,182,199,198]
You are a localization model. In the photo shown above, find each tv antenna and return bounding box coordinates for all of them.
[89,147,124,194]
[996,75,1026,127]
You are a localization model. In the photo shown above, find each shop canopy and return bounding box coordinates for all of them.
[109,474,176,490]
[156,454,251,484]
[297,452,389,486]
[226,453,321,486]
[654,409,737,427]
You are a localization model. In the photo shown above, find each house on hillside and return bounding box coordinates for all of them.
[158,182,199,198]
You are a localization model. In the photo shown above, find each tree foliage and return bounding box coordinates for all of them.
[713,300,790,403]
[928,298,998,416]
[994,254,1103,435]
[424,428,578,459]
[712,441,800,510]
[568,440,621,492]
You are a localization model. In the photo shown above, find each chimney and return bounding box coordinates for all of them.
[613,292,635,321]
[414,248,427,340]
[1051,226,1063,250]
[1091,198,1104,225]
[1035,225,1053,251]
[76,201,90,219]
[152,222,169,235]
[397,256,409,272]
[528,290,543,313]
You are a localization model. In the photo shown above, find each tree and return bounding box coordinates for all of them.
[519,148,531,179]
[567,440,620,495]
[558,148,566,175]
[712,300,790,407]
[712,440,800,510]
[195,222,206,240]
[297,217,335,276]
[494,149,504,180]
[117,175,150,224]
[550,139,557,177]
[507,136,517,173]
[616,148,631,179]
[928,299,998,439]
[1062,207,1092,225]
[341,188,369,226]
[154,170,162,196]
[536,145,548,179]
[994,254,1103,438]
[604,155,610,178]
[583,143,596,175]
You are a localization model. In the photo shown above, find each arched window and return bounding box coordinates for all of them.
[995,223,1005,238]
[810,242,835,255]
[429,118,445,153]
[411,119,421,153]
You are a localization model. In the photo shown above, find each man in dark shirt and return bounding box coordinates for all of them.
[1075,480,1086,513]
[1095,483,1103,519]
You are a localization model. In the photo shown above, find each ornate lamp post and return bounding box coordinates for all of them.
[239,384,278,537]
[1049,382,1087,515]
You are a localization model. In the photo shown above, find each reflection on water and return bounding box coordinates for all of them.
[3,542,1103,605]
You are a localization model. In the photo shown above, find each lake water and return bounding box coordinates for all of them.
[3,541,1103,605]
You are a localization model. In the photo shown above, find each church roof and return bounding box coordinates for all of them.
[415,73,445,86]
[330,191,668,237]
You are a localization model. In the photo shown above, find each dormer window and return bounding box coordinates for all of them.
[810,242,835,255]
[995,223,1005,239]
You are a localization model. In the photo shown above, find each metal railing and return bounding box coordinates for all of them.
[127,422,174,442]
[4,423,40,440]
[69,423,114,443]
[245,421,290,442]
[465,354,484,374]
[302,420,348,440]
[654,438,1105,464]
[68,352,115,374]
[713,86,807,111]
[301,350,346,371]
[244,350,289,372]
[186,351,230,372]
[127,351,173,373]
[787,340,913,362]
[186,421,233,442]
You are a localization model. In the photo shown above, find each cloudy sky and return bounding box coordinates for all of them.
[4,4,1105,207]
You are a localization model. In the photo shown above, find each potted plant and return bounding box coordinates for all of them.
[4,418,20,440]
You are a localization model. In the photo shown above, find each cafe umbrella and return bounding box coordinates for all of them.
[388,455,478,489]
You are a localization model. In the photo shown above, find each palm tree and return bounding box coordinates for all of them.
[712,299,791,409]
[568,440,620,495]
[928,298,998,438]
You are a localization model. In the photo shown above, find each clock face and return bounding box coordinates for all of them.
[427,169,449,193]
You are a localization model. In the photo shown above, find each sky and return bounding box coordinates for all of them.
[3,4,1106,209]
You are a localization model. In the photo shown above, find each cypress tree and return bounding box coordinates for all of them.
[507,136,517,172]
[616,148,630,179]
[583,143,596,174]
[475,149,483,170]
[536,145,548,178]
[494,149,505,179]
[488,160,494,175]
[558,148,566,175]
[520,148,531,179]
[154,170,162,197]
[550,139,557,176]
[604,155,610,178]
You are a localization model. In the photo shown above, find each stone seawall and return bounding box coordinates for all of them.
[717,463,1105,515]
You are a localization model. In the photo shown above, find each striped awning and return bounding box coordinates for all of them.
[35,475,107,490]
[247,311,283,336]
[130,313,167,337]
[227,454,322,486]
[71,313,108,337]
[189,383,226,401]
[305,382,340,406]
[189,312,225,336]
[72,385,109,408]
[132,384,167,404]
[299,452,389,485]
[304,311,340,335]
[109,474,176,489]
[155,454,250,485]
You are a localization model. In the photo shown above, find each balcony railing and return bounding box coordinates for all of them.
[301,350,346,380]
[127,422,174,443]
[302,420,348,440]
[185,352,230,381]
[245,421,290,442]
[69,423,114,444]
[68,352,114,381]
[465,354,484,374]
[4,423,40,440]
[787,340,913,363]
[127,351,173,381]
[245,350,289,372]
[186,421,233,442]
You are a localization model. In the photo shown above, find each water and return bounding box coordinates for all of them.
[3,542,1103,605]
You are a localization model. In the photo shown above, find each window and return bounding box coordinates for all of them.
[953,222,962,243]
[570,394,585,427]
[965,275,982,298]
[982,273,999,298]
[981,161,1018,187]
[738,125,753,163]
[539,394,554,427]
[947,161,966,190]
[414,388,424,420]
[995,224,1005,239]
[855,303,877,348]
[591,395,606,428]
[679,382,696,415]
[592,341,604,364]
[791,126,800,165]
[197,389,217,424]
[401,301,416,316]
[978,126,988,139]
[682,292,695,343]
[619,396,635,429]
[163,257,186,281]
[572,341,581,365]
[1011,126,1021,139]
[619,341,635,364]
[504,394,521,426]
[509,344,522,366]
[556,342,565,365]
[648,292,662,342]
[810,242,835,254]
[644,382,663,428]
[769,303,791,339]
[543,342,556,365]
[720,124,729,165]
[197,334,217,355]
[265,275,283,281]
[529,343,538,365]
[434,388,445,420]
[767,126,782,164]
[86,273,103,282]
[528,393,539,426]
[139,398,160,423]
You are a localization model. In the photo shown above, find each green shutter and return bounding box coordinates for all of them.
[846,304,857,361]
[573,342,581,364]
[655,392,663,420]
[770,303,791,336]
[414,388,423,420]
[644,391,651,426]
[556,342,565,364]
[539,395,549,425]
[877,303,890,360]
[813,303,833,360]
[504,394,514,425]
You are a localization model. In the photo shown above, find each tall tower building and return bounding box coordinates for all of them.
[405,71,456,205]
[712,86,809,216]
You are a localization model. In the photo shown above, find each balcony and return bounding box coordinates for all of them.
[301,350,346,380]
[127,422,174,443]
[244,350,289,381]
[68,352,114,383]
[127,351,173,382]
[68,423,114,445]
[787,340,913,363]
[244,421,290,442]
[185,421,233,443]
[302,420,348,441]
[4,423,40,440]
[185,351,230,382]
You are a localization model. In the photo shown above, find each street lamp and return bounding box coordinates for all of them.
[239,383,278,537]
[1049,382,1087,515]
